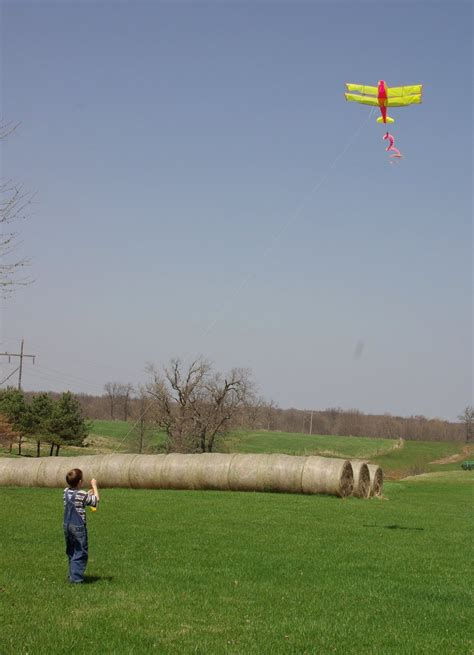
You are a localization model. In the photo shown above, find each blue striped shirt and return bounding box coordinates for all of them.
[63,488,98,523]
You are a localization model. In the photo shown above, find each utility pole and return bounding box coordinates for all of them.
[0,339,36,390]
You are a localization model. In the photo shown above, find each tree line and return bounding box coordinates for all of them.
[80,360,470,445]
[3,357,471,457]
[0,388,89,456]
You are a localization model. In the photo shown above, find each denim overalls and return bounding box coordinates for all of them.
[63,490,88,583]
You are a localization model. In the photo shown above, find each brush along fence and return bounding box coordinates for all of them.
[0,453,357,497]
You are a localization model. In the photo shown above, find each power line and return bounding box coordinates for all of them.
[0,366,20,386]
[24,368,105,395]
[0,339,36,390]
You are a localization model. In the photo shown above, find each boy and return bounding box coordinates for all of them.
[63,468,100,583]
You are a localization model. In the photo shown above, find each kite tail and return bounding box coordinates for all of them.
[383,132,403,161]
[383,132,395,150]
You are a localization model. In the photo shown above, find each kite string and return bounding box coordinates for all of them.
[202,107,376,337]
[112,107,375,453]
[110,400,155,454]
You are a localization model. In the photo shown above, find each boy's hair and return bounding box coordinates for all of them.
[66,468,83,488]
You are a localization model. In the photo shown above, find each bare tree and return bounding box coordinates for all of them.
[146,357,255,453]
[132,388,155,453]
[240,395,266,430]
[103,382,135,421]
[1,122,32,294]
[104,382,121,420]
[120,383,134,421]
[458,406,474,443]
[262,399,278,431]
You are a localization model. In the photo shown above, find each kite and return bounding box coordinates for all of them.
[383,132,403,162]
[344,80,422,124]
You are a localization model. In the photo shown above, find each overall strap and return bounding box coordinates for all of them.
[66,489,78,506]
[64,489,81,524]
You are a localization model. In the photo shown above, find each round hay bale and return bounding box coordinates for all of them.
[96,454,138,488]
[367,464,383,497]
[159,454,202,490]
[301,456,354,497]
[351,460,371,498]
[19,458,44,487]
[0,453,356,498]
[190,453,234,491]
[260,454,307,493]
[129,454,167,489]
[228,454,270,492]
[64,455,104,488]
[0,457,44,486]
[36,457,77,488]
[0,457,12,485]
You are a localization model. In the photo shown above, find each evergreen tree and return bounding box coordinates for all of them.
[49,392,90,456]
[25,393,55,457]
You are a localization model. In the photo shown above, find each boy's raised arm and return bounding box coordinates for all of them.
[89,478,100,502]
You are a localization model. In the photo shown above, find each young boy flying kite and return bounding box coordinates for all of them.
[63,468,99,583]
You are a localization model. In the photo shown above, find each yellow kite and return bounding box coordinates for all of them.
[344,80,423,123]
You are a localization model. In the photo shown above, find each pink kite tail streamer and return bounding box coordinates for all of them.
[383,131,403,160]
[383,131,395,151]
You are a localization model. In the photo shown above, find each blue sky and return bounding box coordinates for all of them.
[1,1,471,420]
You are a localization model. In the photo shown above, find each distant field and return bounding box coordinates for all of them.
[373,440,469,477]
[89,419,133,439]
[222,430,395,457]
[88,420,167,455]
[1,473,472,654]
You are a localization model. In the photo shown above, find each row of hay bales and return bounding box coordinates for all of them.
[0,453,383,498]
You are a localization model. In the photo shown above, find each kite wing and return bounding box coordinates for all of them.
[387,84,422,98]
[344,92,379,106]
[345,83,378,96]
[387,94,422,107]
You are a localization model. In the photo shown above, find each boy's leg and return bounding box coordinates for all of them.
[64,526,75,581]
[69,525,89,583]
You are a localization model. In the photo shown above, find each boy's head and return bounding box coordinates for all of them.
[66,468,83,488]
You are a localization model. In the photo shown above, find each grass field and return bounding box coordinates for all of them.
[221,430,395,458]
[1,473,472,654]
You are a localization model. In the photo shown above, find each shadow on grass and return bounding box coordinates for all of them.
[83,575,114,584]
[363,524,424,531]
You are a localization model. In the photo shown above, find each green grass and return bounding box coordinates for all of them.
[1,475,472,654]
[88,419,167,452]
[374,440,465,477]
[222,430,395,458]
[89,419,135,439]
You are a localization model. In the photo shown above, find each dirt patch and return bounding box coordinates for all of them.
[384,469,407,481]
[429,444,474,465]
